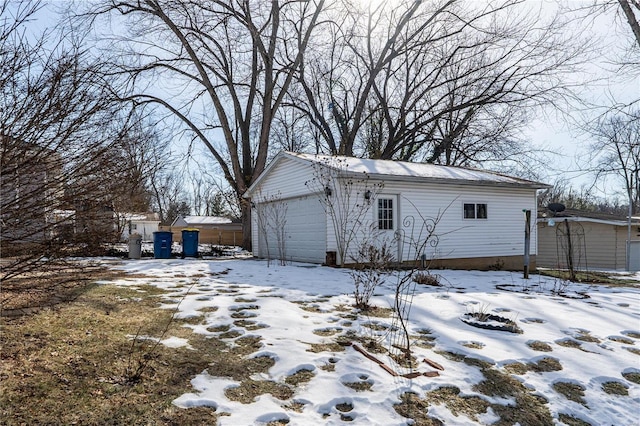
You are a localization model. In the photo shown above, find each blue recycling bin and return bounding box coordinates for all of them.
[153,231,173,259]
[181,229,199,258]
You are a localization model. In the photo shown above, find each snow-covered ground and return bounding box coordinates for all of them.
[105,258,640,425]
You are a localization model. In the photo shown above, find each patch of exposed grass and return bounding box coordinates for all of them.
[556,338,583,349]
[490,393,554,426]
[435,350,466,363]
[336,402,353,412]
[283,401,306,412]
[463,357,494,369]
[229,304,260,312]
[219,330,243,339]
[234,297,258,303]
[434,351,493,369]
[233,319,268,331]
[574,331,600,343]
[625,347,640,355]
[504,362,529,375]
[473,369,526,397]
[426,386,489,422]
[312,327,342,336]
[361,321,392,331]
[284,369,315,386]
[359,306,394,318]
[206,354,274,381]
[529,357,563,373]
[462,341,485,349]
[558,413,593,426]
[207,324,231,332]
[342,376,373,392]
[0,282,222,425]
[414,340,436,349]
[608,336,635,344]
[622,371,640,384]
[601,381,628,395]
[224,379,294,404]
[320,363,336,372]
[538,270,639,286]
[622,331,640,339]
[553,382,587,405]
[399,372,553,426]
[393,392,443,426]
[232,335,263,355]
[306,342,346,353]
[230,311,258,319]
[527,341,553,352]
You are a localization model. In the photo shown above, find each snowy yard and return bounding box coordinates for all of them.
[107,258,640,425]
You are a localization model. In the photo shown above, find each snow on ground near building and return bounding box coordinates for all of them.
[105,258,640,425]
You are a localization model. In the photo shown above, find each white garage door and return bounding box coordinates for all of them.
[257,196,326,264]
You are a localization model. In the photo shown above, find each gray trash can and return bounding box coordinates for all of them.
[128,233,142,259]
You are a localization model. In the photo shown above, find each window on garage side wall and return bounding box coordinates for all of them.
[464,203,487,219]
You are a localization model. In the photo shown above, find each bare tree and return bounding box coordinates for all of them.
[150,167,191,226]
[295,0,589,171]
[587,109,639,212]
[79,0,326,249]
[0,1,160,280]
[252,191,288,267]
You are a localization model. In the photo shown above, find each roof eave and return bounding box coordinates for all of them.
[342,171,550,190]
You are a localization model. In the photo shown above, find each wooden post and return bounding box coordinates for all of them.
[523,209,531,279]
[564,219,575,280]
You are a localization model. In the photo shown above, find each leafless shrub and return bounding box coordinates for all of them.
[350,235,394,310]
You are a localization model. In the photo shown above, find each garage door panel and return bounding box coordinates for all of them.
[258,196,326,264]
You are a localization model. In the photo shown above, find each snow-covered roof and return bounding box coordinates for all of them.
[175,216,232,226]
[120,212,160,222]
[283,152,549,189]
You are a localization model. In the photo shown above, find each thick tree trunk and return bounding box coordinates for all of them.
[241,201,252,251]
[619,0,640,47]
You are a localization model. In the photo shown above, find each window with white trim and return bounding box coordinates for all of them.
[378,197,394,230]
[463,203,488,219]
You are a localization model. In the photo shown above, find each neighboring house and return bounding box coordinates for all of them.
[172,215,234,228]
[1,137,64,244]
[245,151,549,270]
[170,215,243,246]
[120,213,161,242]
[537,210,640,272]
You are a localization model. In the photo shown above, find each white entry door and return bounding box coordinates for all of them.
[630,241,640,272]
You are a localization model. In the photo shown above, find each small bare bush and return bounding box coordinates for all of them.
[350,240,394,310]
[413,272,440,286]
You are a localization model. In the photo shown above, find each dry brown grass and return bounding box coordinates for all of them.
[553,381,587,405]
[0,279,221,425]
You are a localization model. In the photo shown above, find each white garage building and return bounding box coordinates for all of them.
[245,151,549,270]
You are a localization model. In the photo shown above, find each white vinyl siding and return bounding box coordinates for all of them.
[379,180,538,262]
[248,153,543,265]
